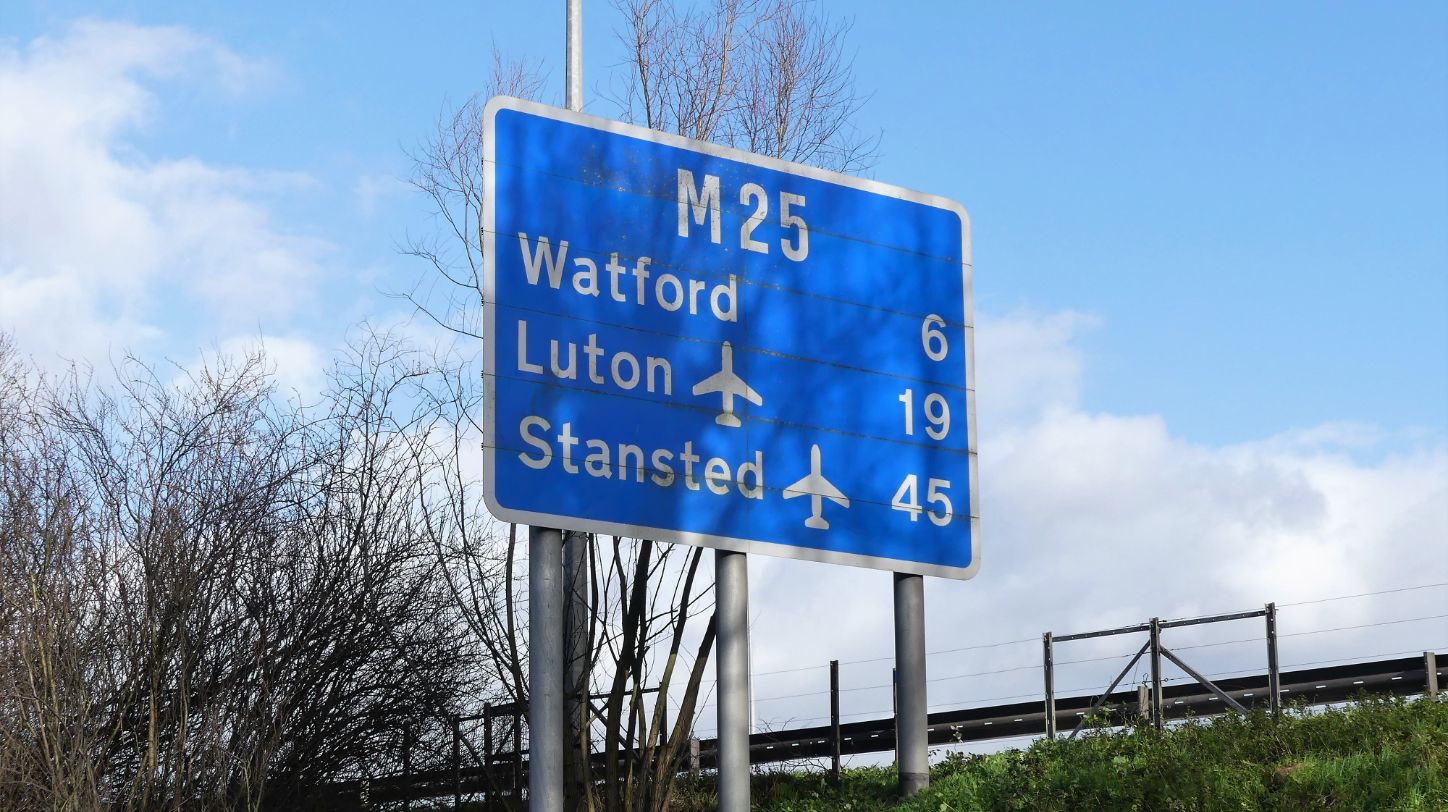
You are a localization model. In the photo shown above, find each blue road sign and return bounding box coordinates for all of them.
[482,97,977,579]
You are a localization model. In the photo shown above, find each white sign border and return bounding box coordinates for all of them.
[481,95,979,580]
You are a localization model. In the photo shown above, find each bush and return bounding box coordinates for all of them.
[722,695,1447,812]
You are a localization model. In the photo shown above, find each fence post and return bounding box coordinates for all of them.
[483,704,493,805]
[830,659,842,785]
[402,724,412,812]
[512,704,523,799]
[1042,632,1056,740]
[689,737,701,778]
[1265,602,1281,717]
[1149,617,1164,731]
[452,716,461,812]
[1137,684,1150,721]
[1427,651,1440,698]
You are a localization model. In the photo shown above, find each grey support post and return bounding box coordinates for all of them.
[566,0,582,111]
[1265,602,1281,717]
[402,725,412,812]
[1042,632,1056,740]
[529,526,565,811]
[1148,617,1164,731]
[829,659,842,786]
[1427,651,1439,698]
[557,5,585,810]
[562,531,590,805]
[483,704,493,802]
[893,573,928,798]
[715,550,751,811]
[451,717,461,812]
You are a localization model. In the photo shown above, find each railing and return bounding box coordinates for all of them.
[692,651,1442,769]
[327,650,1441,808]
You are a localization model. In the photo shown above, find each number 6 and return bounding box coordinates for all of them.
[922,315,947,361]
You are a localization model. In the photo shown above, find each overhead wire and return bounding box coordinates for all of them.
[1278,582,1447,608]
[1161,646,1447,685]
[1172,613,1448,653]
[688,634,1037,692]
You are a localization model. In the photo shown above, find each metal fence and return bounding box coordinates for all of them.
[324,598,1444,808]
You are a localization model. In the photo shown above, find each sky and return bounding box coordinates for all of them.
[2,0,1445,758]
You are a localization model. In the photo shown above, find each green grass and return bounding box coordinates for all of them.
[671,696,1448,811]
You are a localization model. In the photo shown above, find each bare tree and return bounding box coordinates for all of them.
[405,50,547,343]
[0,331,483,810]
[613,0,876,172]
[731,0,877,170]
[0,333,107,809]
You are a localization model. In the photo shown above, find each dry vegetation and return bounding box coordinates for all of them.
[0,330,488,809]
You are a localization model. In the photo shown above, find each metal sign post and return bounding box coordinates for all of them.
[559,3,592,808]
[528,526,564,811]
[532,6,586,812]
[715,550,751,810]
[562,529,589,803]
[893,573,928,796]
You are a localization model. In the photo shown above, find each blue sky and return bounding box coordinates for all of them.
[6,1,1444,445]
[3,1,1445,748]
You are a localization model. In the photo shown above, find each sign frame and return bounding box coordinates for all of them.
[481,95,979,580]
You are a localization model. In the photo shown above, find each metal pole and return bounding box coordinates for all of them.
[893,573,928,798]
[484,705,493,804]
[1149,617,1163,731]
[829,659,842,786]
[1159,646,1250,714]
[566,0,582,111]
[1265,602,1281,717]
[513,703,523,797]
[1427,651,1439,698]
[715,549,751,811]
[529,526,565,811]
[563,532,590,805]
[561,3,587,806]
[1137,684,1150,721]
[452,717,461,812]
[1042,632,1056,740]
[402,725,412,812]
[1067,641,1150,741]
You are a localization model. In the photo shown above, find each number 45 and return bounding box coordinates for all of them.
[892,475,952,526]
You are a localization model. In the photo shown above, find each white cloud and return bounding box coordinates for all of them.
[354,172,409,220]
[0,20,320,370]
[694,309,1448,748]
[975,309,1098,428]
[214,333,326,402]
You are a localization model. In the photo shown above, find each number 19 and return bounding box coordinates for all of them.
[898,389,950,440]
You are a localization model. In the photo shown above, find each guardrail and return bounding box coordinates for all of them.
[694,651,1443,769]
[331,650,1441,807]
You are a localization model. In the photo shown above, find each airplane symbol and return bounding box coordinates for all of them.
[691,341,762,428]
[783,444,850,530]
